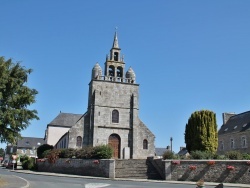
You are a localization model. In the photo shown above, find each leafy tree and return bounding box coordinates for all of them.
[37,144,53,158]
[0,57,39,143]
[185,110,218,153]
[0,148,4,157]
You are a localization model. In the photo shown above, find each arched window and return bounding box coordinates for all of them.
[143,139,148,150]
[109,65,115,76]
[114,52,119,61]
[112,110,119,123]
[76,136,82,147]
[117,67,123,77]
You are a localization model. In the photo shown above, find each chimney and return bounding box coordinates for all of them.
[222,112,235,125]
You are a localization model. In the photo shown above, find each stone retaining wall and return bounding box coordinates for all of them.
[164,160,250,184]
[36,158,250,184]
[37,158,115,178]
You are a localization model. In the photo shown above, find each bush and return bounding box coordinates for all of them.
[93,145,113,159]
[59,148,76,158]
[162,151,177,159]
[21,156,36,170]
[242,153,250,160]
[37,144,54,158]
[225,151,243,160]
[46,149,61,163]
[75,147,95,159]
[190,150,215,159]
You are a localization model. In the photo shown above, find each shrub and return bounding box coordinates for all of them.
[59,148,76,158]
[163,150,176,159]
[46,149,62,163]
[42,149,52,158]
[75,147,95,159]
[242,153,250,160]
[190,150,214,159]
[225,151,242,160]
[21,156,36,170]
[20,155,29,163]
[37,144,53,159]
[93,145,113,159]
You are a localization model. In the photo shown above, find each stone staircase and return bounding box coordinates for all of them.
[115,159,162,180]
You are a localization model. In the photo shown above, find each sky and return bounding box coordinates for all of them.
[1,1,250,153]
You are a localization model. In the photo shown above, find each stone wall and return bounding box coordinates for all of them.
[37,158,115,178]
[164,160,250,184]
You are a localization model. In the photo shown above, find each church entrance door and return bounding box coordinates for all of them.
[108,134,120,159]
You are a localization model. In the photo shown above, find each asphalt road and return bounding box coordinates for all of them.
[0,167,240,188]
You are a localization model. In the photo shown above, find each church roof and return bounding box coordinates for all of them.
[48,112,83,128]
[218,111,250,135]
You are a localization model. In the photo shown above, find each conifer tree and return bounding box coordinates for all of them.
[0,57,39,144]
[184,110,218,153]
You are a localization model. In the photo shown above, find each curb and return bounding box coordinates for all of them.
[12,170,250,187]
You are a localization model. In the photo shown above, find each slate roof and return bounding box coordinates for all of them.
[155,148,167,156]
[48,112,83,128]
[218,111,250,135]
[178,147,189,156]
[17,137,45,148]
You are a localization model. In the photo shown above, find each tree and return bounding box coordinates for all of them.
[0,148,4,157]
[37,144,53,158]
[0,57,39,144]
[184,110,218,153]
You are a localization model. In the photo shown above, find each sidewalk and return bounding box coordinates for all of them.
[0,174,29,188]
[12,169,250,187]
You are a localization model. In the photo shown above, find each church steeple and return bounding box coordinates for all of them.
[112,31,119,49]
[104,30,125,78]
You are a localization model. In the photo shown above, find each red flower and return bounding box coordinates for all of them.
[207,160,215,165]
[189,165,197,170]
[172,160,180,165]
[227,165,235,170]
[93,160,99,164]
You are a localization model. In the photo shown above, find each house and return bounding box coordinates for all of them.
[45,31,155,159]
[218,112,250,154]
[16,137,45,158]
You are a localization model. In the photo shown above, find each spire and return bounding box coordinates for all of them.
[112,28,119,49]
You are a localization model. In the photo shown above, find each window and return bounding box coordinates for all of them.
[143,139,148,150]
[242,136,247,148]
[76,136,82,147]
[112,110,119,123]
[220,141,224,151]
[230,138,234,149]
[30,150,34,154]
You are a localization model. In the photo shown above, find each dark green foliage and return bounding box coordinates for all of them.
[75,147,95,159]
[0,57,39,143]
[190,150,215,159]
[162,150,177,159]
[42,149,52,158]
[93,145,113,159]
[185,110,218,153]
[59,148,76,158]
[0,148,4,157]
[242,153,250,160]
[44,145,113,160]
[37,144,53,158]
[225,151,243,160]
[21,155,36,170]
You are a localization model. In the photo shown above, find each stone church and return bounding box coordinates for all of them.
[45,32,155,159]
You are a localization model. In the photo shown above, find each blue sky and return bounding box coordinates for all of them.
[1,1,250,152]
